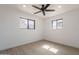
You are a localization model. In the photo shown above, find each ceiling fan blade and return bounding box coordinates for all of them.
[32,5,41,10]
[42,11,45,15]
[34,11,41,14]
[45,9,55,11]
[44,4,50,9]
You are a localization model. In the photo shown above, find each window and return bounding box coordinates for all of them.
[28,19,35,29]
[20,17,35,29]
[52,20,57,30]
[52,18,63,30]
[57,19,63,29]
[20,18,28,28]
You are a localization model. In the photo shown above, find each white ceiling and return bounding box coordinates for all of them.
[18,4,79,18]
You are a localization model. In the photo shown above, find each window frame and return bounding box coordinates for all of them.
[52,18,63,30]
[27,19,35,29]
[20,17,35,30]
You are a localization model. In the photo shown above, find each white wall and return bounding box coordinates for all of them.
[44,9,79,48]
[0,5,43,50]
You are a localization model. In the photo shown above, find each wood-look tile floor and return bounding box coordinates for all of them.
[0,40,79,55]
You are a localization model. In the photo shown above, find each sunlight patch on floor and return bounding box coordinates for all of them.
[42,45,58,54]
[42,45,50,49]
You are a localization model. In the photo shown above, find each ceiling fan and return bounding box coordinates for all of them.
[32,4,55,16]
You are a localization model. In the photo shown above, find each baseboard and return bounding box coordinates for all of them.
[0,39,42,51]
[43,39,79,49]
